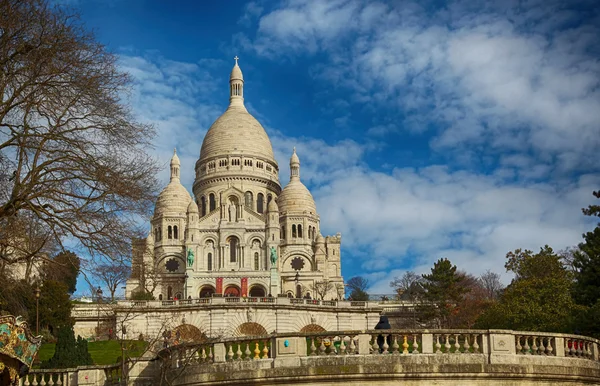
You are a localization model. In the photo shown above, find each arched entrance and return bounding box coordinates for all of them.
[224,285,240,297]
[233,322,268,337]
[199,285,215,298]
[249,285,266,297]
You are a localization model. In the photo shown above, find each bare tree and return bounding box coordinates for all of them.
[311,279,334,300]
[346,276,369,300]
[478,270,504,300]
[0,0,159,265]
[390,271,422,299]
[93,260,131,302]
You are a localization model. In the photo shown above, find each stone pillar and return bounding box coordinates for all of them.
[357,334,371,354]
[270,267,280,296]
[213,343,227,362]
[421,333,434,354]
[555,337,565,357]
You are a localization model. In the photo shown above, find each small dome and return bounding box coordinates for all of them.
[230,62,243,81]
[267,197,278,212]
[171,148,180,166]
[277,179,317,215]
[187,199,199,214]
[154,181,192,217]
[290,147,300,165]
[316,233,325,244]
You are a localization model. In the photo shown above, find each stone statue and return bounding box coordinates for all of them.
[247,308,253,322]
[270,246,277,266]
[229,203,237,222]
[187,248,194,267]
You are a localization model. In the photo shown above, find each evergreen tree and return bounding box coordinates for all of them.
[572,190,600,337]
[418,258,469,328]
[476,246,578,332]
[43,326,93,368]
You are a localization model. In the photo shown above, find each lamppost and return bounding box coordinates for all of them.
[96,287,103,339]
[294,272,300,298]
[34,286,41,335]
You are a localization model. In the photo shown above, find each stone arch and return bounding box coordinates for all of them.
[226,235,240,263]
[300,324,326,333]
[249,284,266,297]
[199,285,215,298]
[224,284,241,297]
[172,324,208,343]
[232,322,268,337]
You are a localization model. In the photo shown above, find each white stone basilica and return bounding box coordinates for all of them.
[125,59,344,301]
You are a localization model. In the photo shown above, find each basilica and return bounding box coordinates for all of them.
[125,59,344,301]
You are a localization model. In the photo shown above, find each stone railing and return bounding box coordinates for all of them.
[153,329,600,385]
[20,364,121,386]
[112,297,388,309]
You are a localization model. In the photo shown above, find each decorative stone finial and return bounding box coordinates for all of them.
[290,148,300,180]
[229,56,244,108]
[170,147,180,181]
[234,56,239,66]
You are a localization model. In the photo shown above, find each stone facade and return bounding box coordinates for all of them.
[125,59,344,302]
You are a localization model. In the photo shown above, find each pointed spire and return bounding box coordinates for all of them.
[229,56,245,108]
[290,147,300,180]
[170,148,180,182]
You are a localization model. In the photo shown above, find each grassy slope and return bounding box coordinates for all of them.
[36,340,148,366]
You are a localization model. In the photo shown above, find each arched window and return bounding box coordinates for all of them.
[167,286,173,300]
[173,225,178,239]
[229,237,238,263]
[298,224,302,238]
[158,294,163,300]
[209,193,216,212]
[201,196,206,216]
[308,226,312,240]
[292,224,297,238]
[257,193,264,213]
[267,194,272,204]
[158,227,162,240]
[168,226,173,239]
[207,253,212,271]
[254,252,259,270]
[154,228,158,240]
[245,191,253,209]
[281,226,285,240]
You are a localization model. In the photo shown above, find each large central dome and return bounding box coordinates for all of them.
[198,59,276,164]
[199,105,275,162]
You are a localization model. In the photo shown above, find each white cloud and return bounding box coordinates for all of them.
[246,0,600,174]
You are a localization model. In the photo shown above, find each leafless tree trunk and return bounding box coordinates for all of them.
[311,279,334,300]
[478,270,504,300]
[0,0,159,265]
[390,271,422,298]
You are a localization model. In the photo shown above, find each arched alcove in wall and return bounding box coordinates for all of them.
[300,324,326,333]
[171,324,208,344]
[249,285,266,297]
[232,322,268,337]
[199,285,215,298]
[224,285,241,297]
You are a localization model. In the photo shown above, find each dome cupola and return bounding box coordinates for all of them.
[277,148,317,215]
[155,149,192,217]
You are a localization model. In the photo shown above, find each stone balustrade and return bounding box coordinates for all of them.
[21,330,600,385]
[153,329,600,385]
[110,297,396,309]
[20,364,121,386]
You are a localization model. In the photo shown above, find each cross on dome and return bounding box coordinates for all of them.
[234,56,239,65]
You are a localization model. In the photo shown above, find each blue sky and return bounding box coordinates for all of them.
[70,0,599,295]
